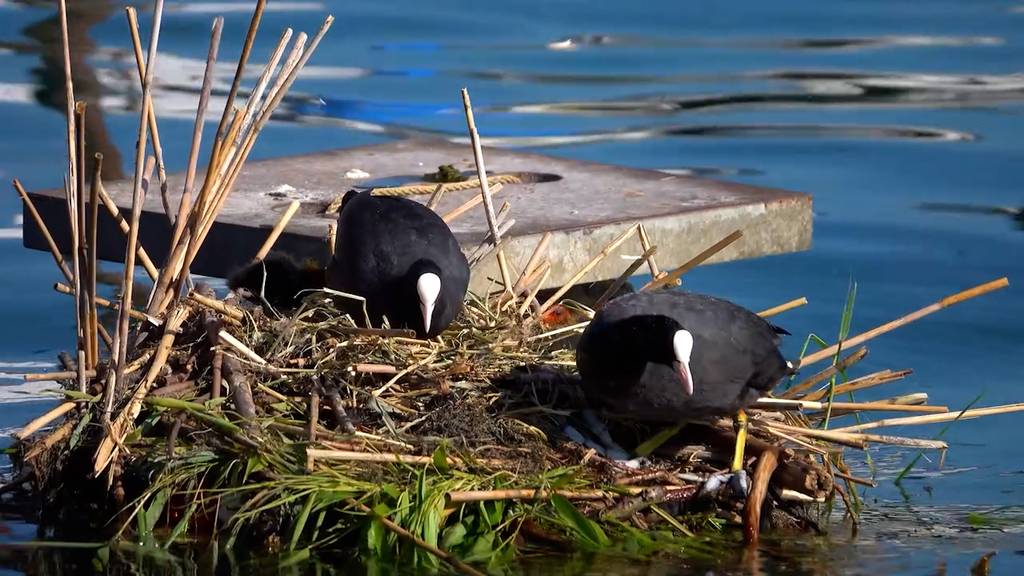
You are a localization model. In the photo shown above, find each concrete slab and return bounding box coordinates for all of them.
[22,138,812,293]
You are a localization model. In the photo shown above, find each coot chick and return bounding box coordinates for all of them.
[227,253,326,309]
[577,291,789,421]
[327,190,469,338]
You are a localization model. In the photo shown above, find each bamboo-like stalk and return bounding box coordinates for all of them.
[95,304,191,475]
[802,368,911,402]
[743,448,778,545]
[426,183,446,210]
[594,246,658,309]
[234,28,294,155]
[757,297,808,318]
[441,182,506,224]
[326,222,337,259]
[754,398,947,414]
[518,265,551,317]
[23,370,97,382]
[353,363,398,375]
[636,223,661,278]
[781,347,870,399]
[307,448,504,468]
[87,154,102,367]
[125,7,170,225]
[188,292,245,321]
[54,283,157,324]
[512,232,552,295]
[761,421,949,449]
[641,229,743,291]
[219,330,269,366]
[538,224,640,314]
[74,102,89,369]
[13,180,73,282]
[832,403,1024,433]
[214,0,267,142]
[168,17,223,255]
[799,277,1010,368]
[460,88,513,295]
[254,200,301,261]
[14,402,77,440]
[108,1,164,424]
[95,183,159,280]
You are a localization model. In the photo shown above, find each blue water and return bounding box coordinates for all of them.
[2,0,1023,573]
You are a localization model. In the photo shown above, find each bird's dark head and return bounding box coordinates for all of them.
[615,314,695,396]
[408,259,444,336]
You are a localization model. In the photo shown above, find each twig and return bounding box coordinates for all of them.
[326,222,337,259]
[781,347,869,399]
[642,229,743,291]
[213,0,267,142]
[754,398,947,414]
[538,224,639,314]
[211,350,224,399]
[74,102,88,369]
[518,265,551,317]
[799,278,1010,367]
[757,297,808,318]
[324,386,355,433]
[425,183,446,210]
[254,200,300,261]
[743,448,778,545]
[307,387,320,442]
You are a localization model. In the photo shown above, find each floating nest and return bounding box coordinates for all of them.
[3,2,1018,574]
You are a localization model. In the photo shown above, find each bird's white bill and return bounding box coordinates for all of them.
[673,330,694,395]
[417,272,441,334]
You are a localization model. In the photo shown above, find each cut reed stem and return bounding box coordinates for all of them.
[254,200,300,261]
[832,403,1024,433]
[538,224,639,314]
[758,297,808,318]
[642,229,743,291]
[799,277,1010,368]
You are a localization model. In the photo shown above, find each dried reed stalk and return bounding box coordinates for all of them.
[754,398,947,414]
[87,154,102,366]
[441,182,505,224]
[799,277,1009,367]
[637,223,661,278]
[326,222,337,258]
[426,183,446,210]
[23,370,96,382]
[802,368,911,402]
[15,401,77,439]
[54,283,156,324]
[445,486,672,503]
[254,200,300,261]
[832,403,1024,433]
[125,7,170,223]
[642,229,743,291]
[512,232,552,294]
[595,246,658,309]
[74,102,89,369]
[538,224,640,314]
[95,304,191,475]
[219,330,269,366]
[13,180,73,282]
[460,88,513,295]
[168,17,223,253]
[518,265,551,316]
[214,0,267,141]
[757,297,808,318]
[743,448,778,545]
[781,347,869,399]
[94,183,159,280]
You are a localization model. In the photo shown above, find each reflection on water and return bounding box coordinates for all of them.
[2,0,1024,574]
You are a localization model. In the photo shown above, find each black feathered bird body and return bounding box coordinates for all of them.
[327,191,470,338]
[577,291,789,423]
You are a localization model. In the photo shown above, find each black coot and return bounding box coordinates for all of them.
[327,190,470,338]
[576,290,790,423]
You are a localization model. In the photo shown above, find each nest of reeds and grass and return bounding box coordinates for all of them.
[4,1,1021,574]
